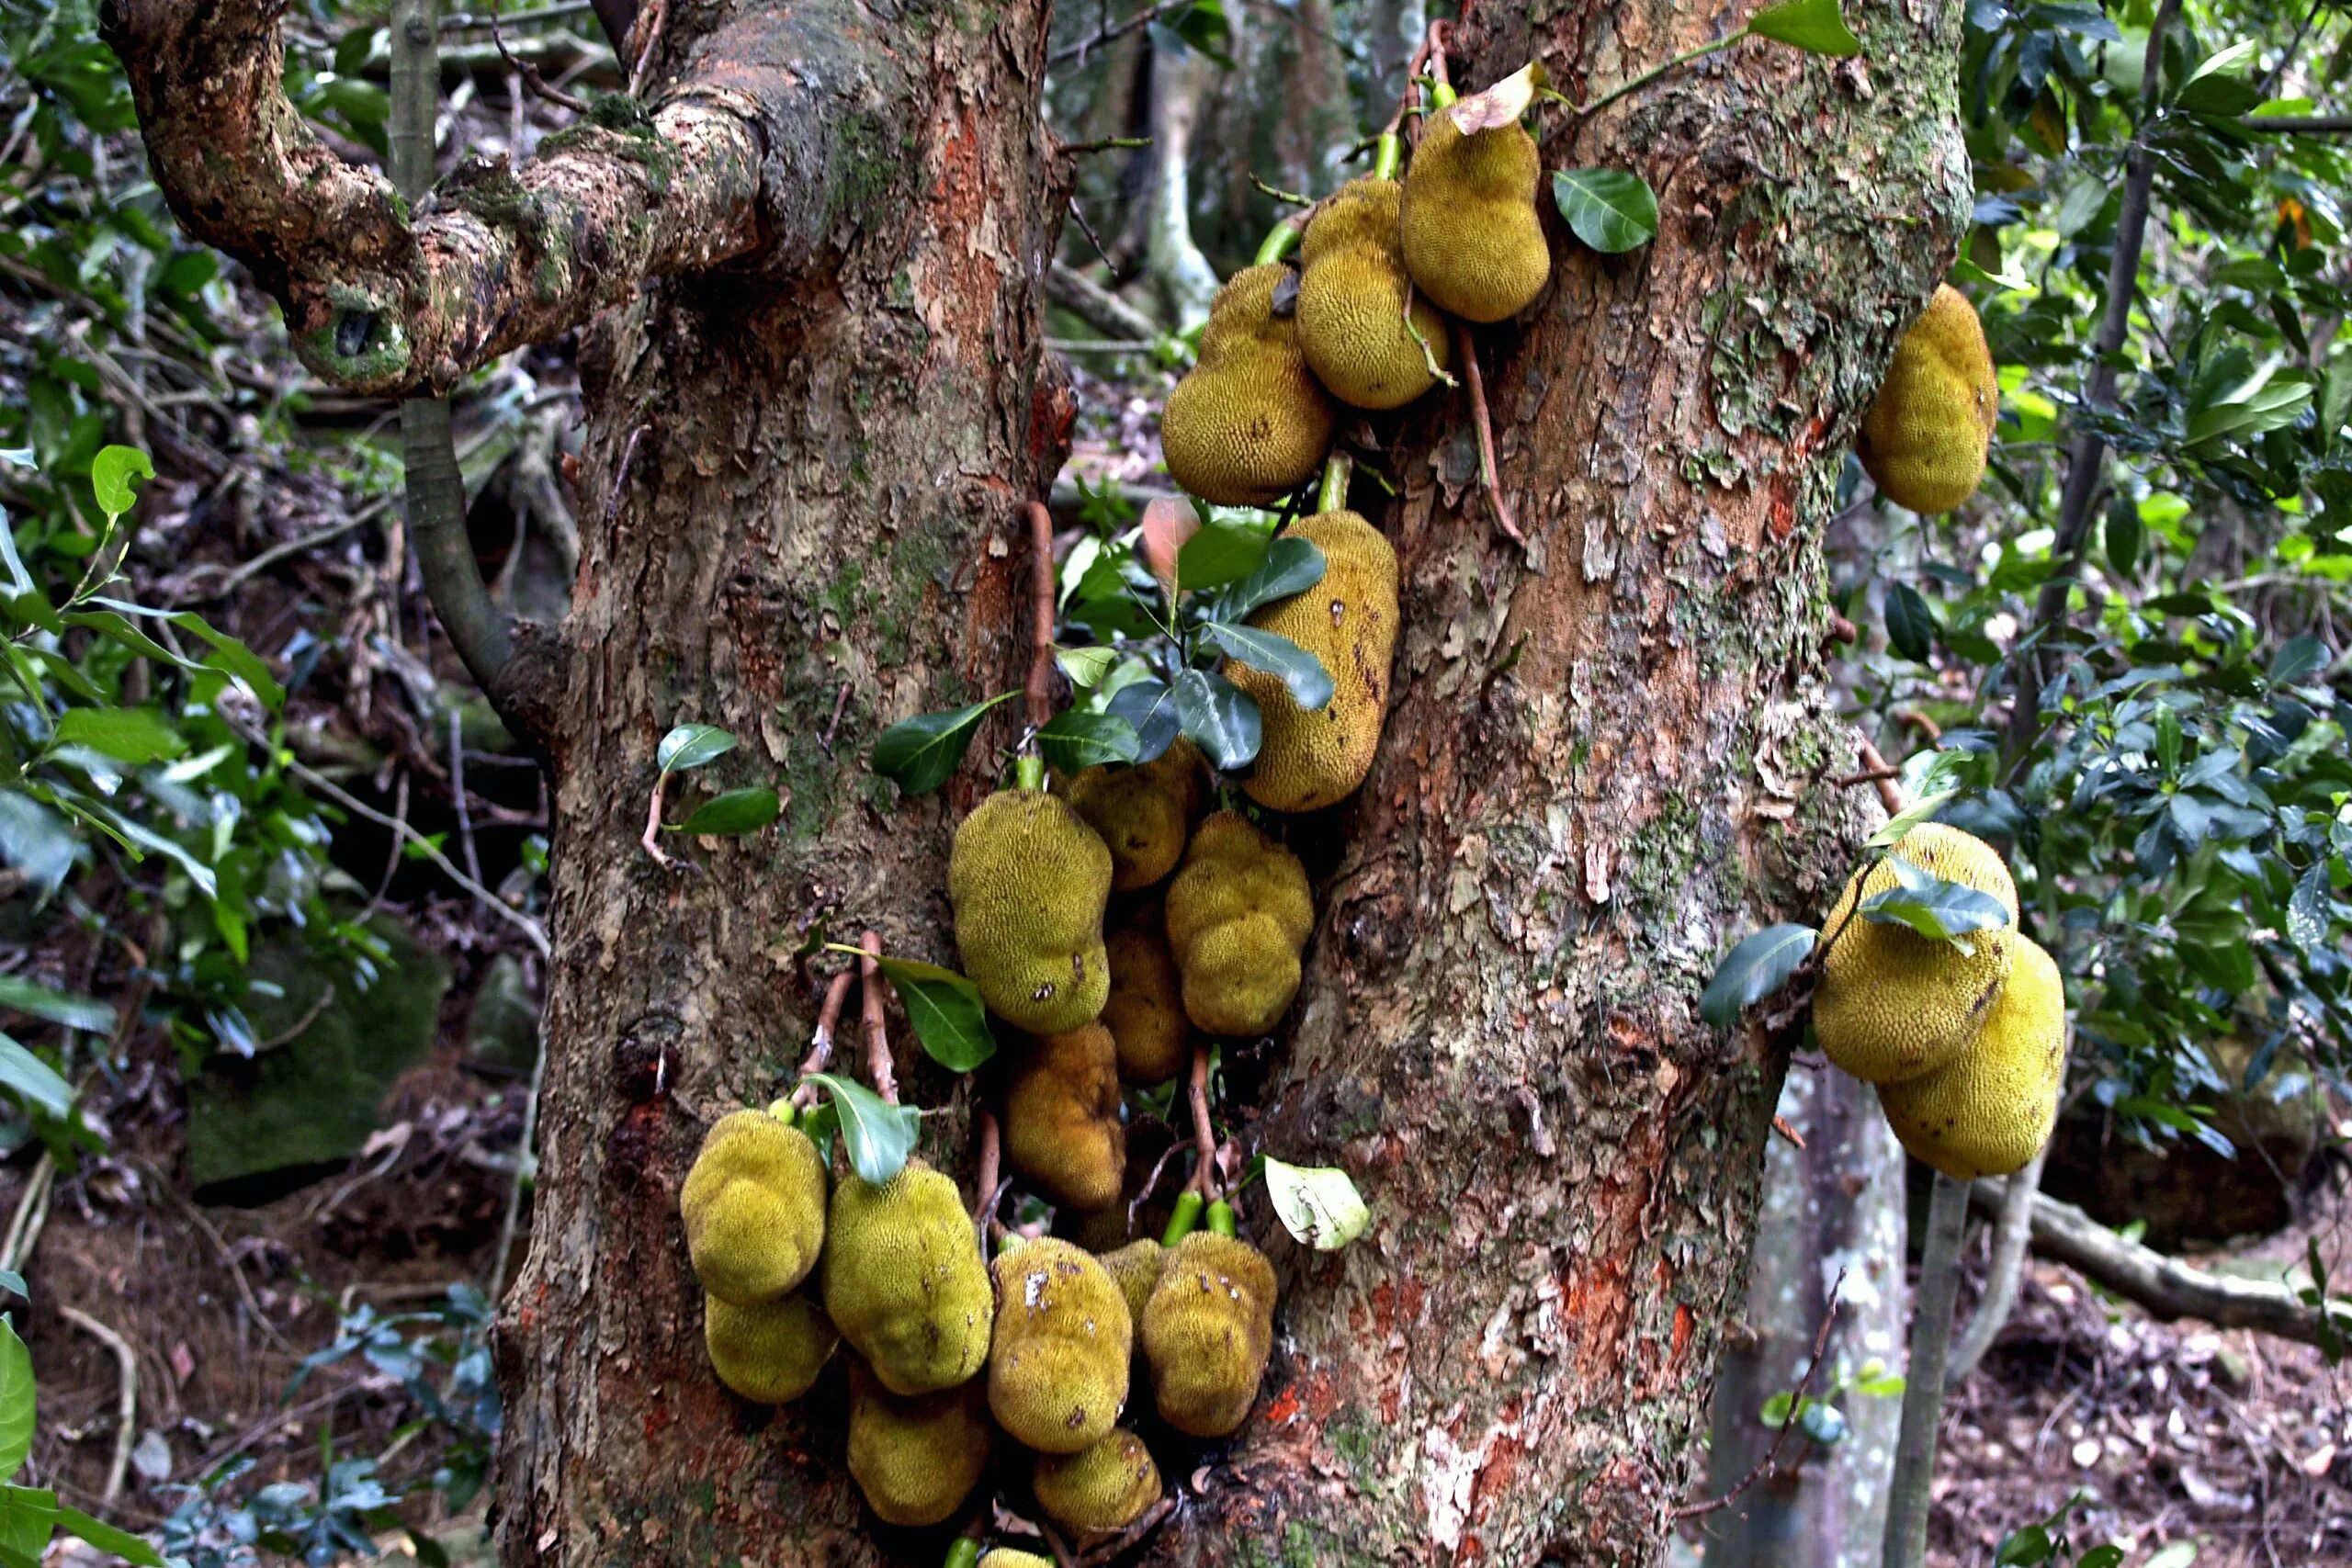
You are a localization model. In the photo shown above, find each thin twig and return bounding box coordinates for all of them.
[859,931,899,1105]
[1040,1520,1080,1568]
[487,1025,543,1305]
[1046,0,1195,66]
[1835,765,1904,789]
[1128,1137,1183,1235]
[1066,199,1121,277]
[625,0,668,94]
[450,710,485,886]
[1854,738,1905,817]
[1946,1142,2048,1383]
[180,499,391,602]
[0,1155,55,1276]
[1058,135,1151,155]
[1453,320,1523,546]
[788,969,855,1111]
[1024,501,1057,733]
[488,0,590,110]
[58,1303,139,1506]
[254,983,337,1051]
[1249,175,1315,209]
[1770,1113,1806,1150]
[1185,1043,1217,1199]
[972,1108,1002,1225]
[605,423,650,526]
[639,768,680,872]
[1674,1267,1847,1518]
[139,1162,300,1359]
[1080,1495,1178,1563]
[820,681,852,754]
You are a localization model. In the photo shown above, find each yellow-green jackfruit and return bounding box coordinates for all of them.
[1003,1022,1125,1213]
[678,1108,826,1306]
[1163,812,1314,1035]
[1098,1238,1167,1329]
[1226,510,1398,812]
[1399,107,1549,323]
[1160,265,1338,507]
[987,1237,1132,1454]
[1102,915,1190,1085]
[1140,1231,1276,1438]
[1859,284,1999,513]
[979,1553,1055,1568]
[1813,823,2019,1085]
[1033,1429,1162,1534]
[1880,934,2067,1180]
[1297,178,1450,410]
[1057,739,1205,893]
[703,1291,836,1404]
[823,1159,995,1395]
[950,788,1114,1035]
[845,1360,992,1528]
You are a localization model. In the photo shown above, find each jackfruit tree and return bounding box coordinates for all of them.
[107,0,2352,1563]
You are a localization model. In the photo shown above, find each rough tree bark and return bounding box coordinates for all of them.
[107,0,1971,1562]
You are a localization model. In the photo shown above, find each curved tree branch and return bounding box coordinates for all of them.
[102,0,765,398]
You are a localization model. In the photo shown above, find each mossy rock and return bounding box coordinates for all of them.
[186,916,451,1203]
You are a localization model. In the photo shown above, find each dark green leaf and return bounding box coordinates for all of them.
[89,444,153,520]
[1885,582,1935,662]
[1036,711,1141,773]
[0,1037,73,1122]
[1859,855,2012,947]
[871,956,996,1072]
[51,707,184,765]
[2105,495,2142,577]
[1796,1400,1848,1445]
[2286,861,2330,953]
[1105,680,1181,763]
[1699,924,1818,1027]
[870,694,1016,795]
[804,1073,920,1186]
[1746,0,1862,57]
[0,796,75,896]
[1203,622,1334,711]
[1216,536,1326,622]
[1550,168,1659,253]
[0,1323,30,1483]
[675,786,780,837]
[2268,634,2328,686]
[1171,669,1261,770]
[0,1278,19,1304]
[1176,519,1273,592]
[2078,1549,2126,1568]
[1993,1525,2053,1566]
[55,1508,164,1566]
[0,977,113,1034]
[657,723,737,775]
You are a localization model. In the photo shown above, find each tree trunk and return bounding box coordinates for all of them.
[1697,1069,1907,1568]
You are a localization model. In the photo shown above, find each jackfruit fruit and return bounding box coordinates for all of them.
[703,1291,836,1404]
[1057,739,1205,893]
[1102,916,1189,1085]
[979,1554,1054,1568]
[1033,1429,1162,1534]
[1399,106,1549,323]
[1296,178,1451,410]
[987,1236,1132,1454]
[1858,284,1999,513]
[845,1360,992,1528]
[1225,510,1397,812]
[1140,1231,1277,1438]
[1160,265,1338,507]
[950,788,1114,1035]
[1163,812,1314,1035]
[1098,1238,1166,1328]
[1003,1022,1125,1213]
[1879,934,2067,1180]
[823,1158,995,1395]
[1812,823,2020,1085]
[678,1108,826,1306]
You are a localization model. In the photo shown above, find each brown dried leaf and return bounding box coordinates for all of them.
[1448,62,1551,135]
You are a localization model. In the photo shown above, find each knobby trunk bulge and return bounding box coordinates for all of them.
[107,0,1968,1560]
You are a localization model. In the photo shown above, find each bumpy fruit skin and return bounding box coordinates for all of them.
[823,1159,995,1395]
[979,1554,1055,1568]
[1033,1429,1162,1534]
[845,1361,991,1528]
[1057,739,1205,892]
[950,789,1114,1034]
[1097,1239,1167,1329]
[1813,823,2019,1085]
[1141,1231,1276,1438]
[703,1291,836,1404]
[1859,284,1999,513]
[987,1237,1132,1454]
[1160,265,1338,506]
[1226,510,1398,812]
[1163,812,1314,1035]
[1880,934,2067,1179]
[1102,917,1189,1085]
[1399,108,1550,322]
[1003,1023,1125,1212]
[1297,178,1451,410]
[678,1109,827,1305]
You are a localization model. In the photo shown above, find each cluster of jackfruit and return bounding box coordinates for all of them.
[1811,822,2067,1180]
[680,1109,836,1404]
[950,787,1114,1035]
[1858,284,2000,514]
[1156,76,1552,508]
[1165,812,1315,1036]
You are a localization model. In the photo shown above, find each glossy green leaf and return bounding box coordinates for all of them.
[1866,789,1961,849]
[1746,0,1862,57]
[89,445,153,521]
[1171,668,1261,770]
[1216,536,1326,622]
[804,1073,921,1186]
[1859,855,2012,948]
[0,976,114,1034]
[55,1507,164,1566]
[675,786,780,837]
[870,693,1016,795]
[51,707,184,765]
[872,956,996,1072]
[1054,644,1121,689]
[1105,679,1180,763]
[1177,519,1273,591]
[1698,924,1818,1027]
[1885,582,1935,662]
[0,1322,31,1483]
[0,1036,74,1122]
[1036,710,1141,773]
[1261,1157,1371,1250]
[657,723,737,775]
[0,1485,51,1564]
[2104,494,2142,577]
[2267,634,2328,686]
[1202,622,1334,711]
[1550,168,1659,253]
